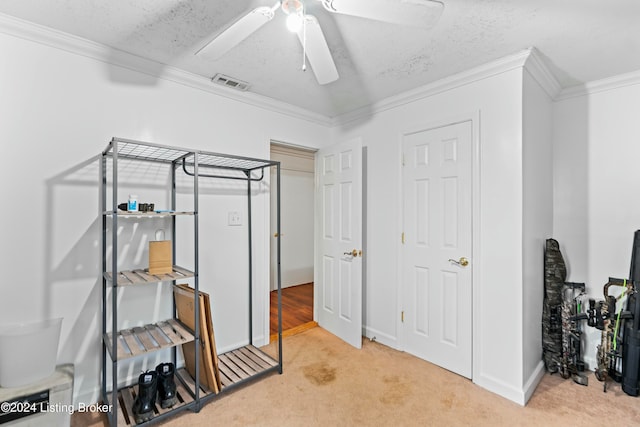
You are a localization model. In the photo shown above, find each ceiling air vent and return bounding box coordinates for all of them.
[211,73,250,91]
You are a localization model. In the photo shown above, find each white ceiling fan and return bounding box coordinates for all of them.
[196,0,444,85]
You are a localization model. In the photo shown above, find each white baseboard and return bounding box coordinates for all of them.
[474,372,529,406]
[251,335,268,348]
[523,361,546,404]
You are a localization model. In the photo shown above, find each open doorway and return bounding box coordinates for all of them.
[269,142,317,340]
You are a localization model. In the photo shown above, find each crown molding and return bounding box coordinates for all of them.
[0,13,333,127]
[522,47,562,99]
[333,48,534,126]
[9,11,638,128]
[556,68,640,101]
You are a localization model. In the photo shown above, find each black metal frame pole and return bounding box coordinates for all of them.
[193,152,200,409]
[110,140,119,425]
[247,170,253,345]
[276,163,283,373]
[171,161,178,369]
[100,152,107,415]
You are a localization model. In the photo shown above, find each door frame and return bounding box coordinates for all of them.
[396,111,481,380]
[266,140,318,342]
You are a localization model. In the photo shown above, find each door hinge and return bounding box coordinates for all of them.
[401,232,405,244]
[402,153,405,166]
[401,311,405,323]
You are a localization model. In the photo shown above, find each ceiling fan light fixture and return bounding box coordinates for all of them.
[286,12,304,32]
[282,0,304,32]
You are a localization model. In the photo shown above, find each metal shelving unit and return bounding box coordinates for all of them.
[100,137,282,426]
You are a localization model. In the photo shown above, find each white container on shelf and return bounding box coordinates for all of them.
[0,318,63,388]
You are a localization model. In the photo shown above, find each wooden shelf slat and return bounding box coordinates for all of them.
[145,324,171,346]
[231,348,264,372]
[121,330,143,357]
[165,319,192,341]
[104,266,195,286]
[218,354,250,380]
[175,368,210,397]
[157,321,184,344]
[224,352,255,376]
[115,394,129,426]
[236,346,272,370]
[120,388,136,425]
[174,381,194,405]
[132,326,159,352]
[214,344,279,390]
[130,269,156,282]
[105,320,194,361]
[245,345,278,367]
[217,370,234,388]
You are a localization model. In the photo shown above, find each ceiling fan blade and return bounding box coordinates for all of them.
[321,0,444,28]
[196,5,276,59]
[297,15,339,85]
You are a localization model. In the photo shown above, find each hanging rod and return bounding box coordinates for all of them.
[181,159,266,181]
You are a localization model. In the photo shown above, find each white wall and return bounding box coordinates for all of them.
[521,68,553,395]
[0,28,330,404]
[331,60,528,402]
[553,77,640,368]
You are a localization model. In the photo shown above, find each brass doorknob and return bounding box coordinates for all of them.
[343,249,359,257]
[448,257,469,267]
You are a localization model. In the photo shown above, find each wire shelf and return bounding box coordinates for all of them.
[104,137,277,172]
[100,135,283,426]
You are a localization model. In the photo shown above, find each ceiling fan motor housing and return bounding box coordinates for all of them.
[282,0,303,15]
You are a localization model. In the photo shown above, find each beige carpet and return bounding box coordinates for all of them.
[74,327,640,426]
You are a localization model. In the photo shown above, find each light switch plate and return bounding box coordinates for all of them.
[228,211,242,226]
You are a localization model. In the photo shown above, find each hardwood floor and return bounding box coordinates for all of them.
[270,282,314,338]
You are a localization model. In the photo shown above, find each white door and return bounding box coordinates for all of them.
[402,121,472,378]
[316,139,363,349]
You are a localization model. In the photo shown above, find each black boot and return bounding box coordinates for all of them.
[156,362,177,408]
[132,371,157,424]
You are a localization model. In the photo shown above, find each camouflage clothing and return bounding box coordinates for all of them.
[543,239,566,373]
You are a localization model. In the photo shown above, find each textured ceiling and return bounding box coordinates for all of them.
[1,0,639,118]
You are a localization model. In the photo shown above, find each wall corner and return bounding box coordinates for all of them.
[523,47,563,100]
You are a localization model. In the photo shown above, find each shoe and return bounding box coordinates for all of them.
[132,371,157,424]
[156,362,178,408]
